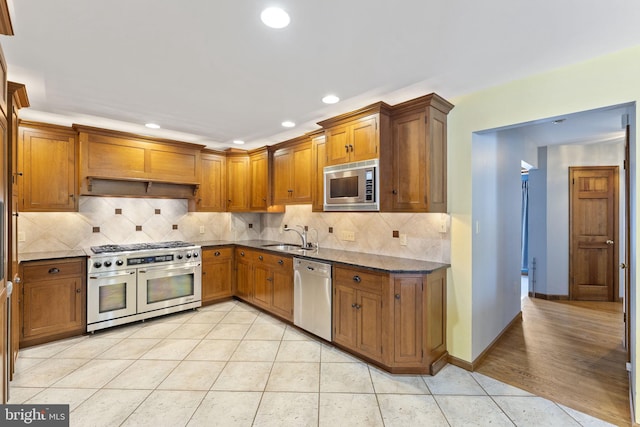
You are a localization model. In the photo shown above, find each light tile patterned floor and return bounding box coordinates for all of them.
[9,300,615,427]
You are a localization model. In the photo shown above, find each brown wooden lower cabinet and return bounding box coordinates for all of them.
[234,247,293,322]
[333,265,447,374]
[19,257,86,348]
[201,247,234,305]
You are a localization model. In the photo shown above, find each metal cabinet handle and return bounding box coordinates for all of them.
[266,277,273,282]
[240,251,245,257]
[392,189,398,195]
[214,251,221,256]
[76,288,81,293]
[259,255,263,261]
[395,294,401,300]
[353,275,361,283]
[355,304,361,309]
[348,144,353,152]
[344,145,349,153]
[48,268,60,274]
[278,259,284,265]
[351,303,357,308]
[606,239,615,245]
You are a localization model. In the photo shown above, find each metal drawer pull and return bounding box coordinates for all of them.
[240,251,245,256]
[395,294,401,300]
[259,255,263,261]
[278,259,284,265]
[214,251,221,256]
[353,275,361,283]
[351,303,357,308]
[48,268,60,274]
[76,289,82,293]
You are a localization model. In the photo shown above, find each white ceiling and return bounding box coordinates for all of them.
[3,0,640,150]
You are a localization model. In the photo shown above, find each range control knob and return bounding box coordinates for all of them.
[93,262,102,268]
[186,253,192,259]
[104,261,112,267]
[177,254,183,260]
[193,252,199,258]
[115,259,124,266]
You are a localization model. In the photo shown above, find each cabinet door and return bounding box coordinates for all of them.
[393,276,423,364]
[250,150,269,210]
[357,289,383,361]
[325,124,351,166]
[271,260,293,321]
[202,248,233,304]
[22,277,84,339]
[198,153,226,212]
[253,264,272,310]
[391,111,427,211]
[350,116,378,162]
[272,148,292,204]
[333,284,358,349]
[311,135,326,211]
[227,156,249,211]
[19,127,77,212]
[292,144,312,203]
[235,252,252,302]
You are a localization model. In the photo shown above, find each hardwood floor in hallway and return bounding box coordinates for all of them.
[476,296,630,426]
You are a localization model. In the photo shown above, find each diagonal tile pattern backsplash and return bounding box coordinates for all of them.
[18,197,450,263]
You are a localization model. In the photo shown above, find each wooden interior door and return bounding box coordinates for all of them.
[569,166,619,301]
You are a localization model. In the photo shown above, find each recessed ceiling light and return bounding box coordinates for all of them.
[322,94,340,104]
[145,123,160,129]
[233,140,245,145]
[281,121,295,128]
[261,7,290,29]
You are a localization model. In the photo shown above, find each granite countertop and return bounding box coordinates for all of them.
[196,239,449,274]
[19,240,450,274]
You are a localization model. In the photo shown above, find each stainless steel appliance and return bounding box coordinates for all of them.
[293,257,332,341]
[324,159,379,211]
[87,241,201,332]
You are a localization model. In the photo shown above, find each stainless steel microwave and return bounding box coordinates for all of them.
[324,159,379,211]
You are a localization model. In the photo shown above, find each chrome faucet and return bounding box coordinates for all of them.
[284,225,308,248]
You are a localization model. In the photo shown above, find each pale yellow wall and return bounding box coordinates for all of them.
[447,45,640,399]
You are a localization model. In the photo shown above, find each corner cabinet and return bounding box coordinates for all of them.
[190,150,226,212]
[380,94,453,213]
[201,247,234,304]
[19,257,86,348]
[332,264,448,374]
[18,122,78,212]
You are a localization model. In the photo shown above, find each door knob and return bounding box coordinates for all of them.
[621,263,627,269]
[606,240,615,245]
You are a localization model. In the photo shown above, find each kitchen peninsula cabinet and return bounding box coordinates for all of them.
[191,150,226,212]
[18,122,78,212]
[318,103,391,167]
[381,93,453,213]
[332,264,448,374]
[234,247,293,322]
[272,137,312,205]
[202,247,234,304]
[20,257,86,347]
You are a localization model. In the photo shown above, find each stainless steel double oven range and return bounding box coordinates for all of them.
[86,241,202,332]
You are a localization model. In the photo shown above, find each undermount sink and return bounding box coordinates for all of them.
[261,243,303,251]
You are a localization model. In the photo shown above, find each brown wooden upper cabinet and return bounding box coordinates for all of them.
[18,122,78,212]
[320,110,389,166]
[75,125,204,198]
[272,137,312,205]
[380,94,453,213]
[226,149,250,212]
[190,149,226,212]
[249,148,271,211]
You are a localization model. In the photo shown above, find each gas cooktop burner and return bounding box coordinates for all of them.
[90,241,195,254]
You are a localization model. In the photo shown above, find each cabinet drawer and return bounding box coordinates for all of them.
[22,259,84,281]
[335,266,384,293]
[254,251,292,269]
[203,247,233,261]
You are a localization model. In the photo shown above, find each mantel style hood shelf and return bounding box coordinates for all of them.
[84,176,200,199]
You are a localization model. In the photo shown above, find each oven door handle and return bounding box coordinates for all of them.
[89,270,136,280]
[138,263,201,274]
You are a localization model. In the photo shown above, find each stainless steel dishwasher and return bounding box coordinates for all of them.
[293,257,332,341]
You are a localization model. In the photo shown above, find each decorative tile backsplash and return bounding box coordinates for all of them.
[18,197,450,263]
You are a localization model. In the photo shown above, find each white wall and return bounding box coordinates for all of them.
[528,147,548,295]
[470,128,537,358]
